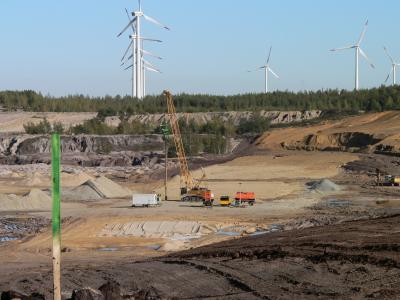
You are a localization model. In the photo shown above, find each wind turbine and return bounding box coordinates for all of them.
[117,0,169,99]
[248,47,279,94]
[384,47,400,85]
[330,20,375,91]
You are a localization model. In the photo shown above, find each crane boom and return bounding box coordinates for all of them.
[163,90,195,190]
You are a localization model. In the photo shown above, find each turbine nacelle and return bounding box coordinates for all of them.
[133,11,144,17]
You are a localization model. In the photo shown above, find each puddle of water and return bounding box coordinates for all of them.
[250,231,269,236]
[97,247,119,252]
[170,234,202,241]
[217,231,242,237]
[147,244,162,251]
[0,236,18,243]
[327,199,351,207]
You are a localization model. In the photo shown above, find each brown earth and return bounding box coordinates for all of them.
[256,111,400,155]
[1,214,400,299]
[2,150,400,299]
[0,112,96,133]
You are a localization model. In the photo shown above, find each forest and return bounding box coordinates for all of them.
[1,85,400,114]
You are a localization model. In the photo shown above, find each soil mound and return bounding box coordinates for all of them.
[0,189,51,211]
[309,179,341,193]
[101,221,203,239]
[63,176,131,201]
[86,176,131,199]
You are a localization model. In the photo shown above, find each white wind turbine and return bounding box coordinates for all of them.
[330,20,375,91]
[117,0,169,99]
[384,47,400,85]
[248,47,279,94]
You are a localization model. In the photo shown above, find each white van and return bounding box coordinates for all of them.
[132,194,161,207]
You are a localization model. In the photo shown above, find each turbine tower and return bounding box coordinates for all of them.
[118,0,169,99]
[330,20,375,91]
[384,46,400,85]
[248,47,279,94]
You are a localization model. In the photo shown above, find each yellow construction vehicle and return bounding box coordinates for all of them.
[383,175,400,186]
[164,91,214,206]
[219,196,232,207]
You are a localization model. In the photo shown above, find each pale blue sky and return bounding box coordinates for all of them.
[0,0,399,96]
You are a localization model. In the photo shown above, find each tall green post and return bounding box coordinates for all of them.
[51,134,61,300]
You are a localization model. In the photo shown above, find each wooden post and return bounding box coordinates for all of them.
[51,134,61,300]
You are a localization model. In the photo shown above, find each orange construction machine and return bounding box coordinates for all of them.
[164,91,214,206]
[235,192,256,206]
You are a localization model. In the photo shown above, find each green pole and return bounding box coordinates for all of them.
[51,134,61,300]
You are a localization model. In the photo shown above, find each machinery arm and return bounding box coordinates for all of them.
[163,91,195,190]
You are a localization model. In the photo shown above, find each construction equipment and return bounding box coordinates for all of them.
[383,175,400,186]
[219,196,232,207]
[235,192,256,206]
[164,91,214,206]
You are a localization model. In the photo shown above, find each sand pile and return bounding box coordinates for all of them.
[21,171,93,188]
[61,172,94,187]
[22,172,48,187]
[87,176,131,199]
[63,176,131,201]
[100,221,203,239]
[0,189,51,211]
[309,179,341,194]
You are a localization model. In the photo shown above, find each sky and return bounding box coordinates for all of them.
[0,0,399,97]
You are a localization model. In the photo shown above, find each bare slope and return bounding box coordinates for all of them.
[256,111,400,155]
[0,111,321,133]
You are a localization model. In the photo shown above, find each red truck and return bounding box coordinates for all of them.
[235,192,256,206]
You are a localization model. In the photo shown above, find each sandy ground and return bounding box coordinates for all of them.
[2,150,400,298]
[0,112,96,133]
[0,151,358,266]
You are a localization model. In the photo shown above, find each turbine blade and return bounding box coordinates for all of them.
[143,14,170,30]
[268,67,279,78]
[121,40,133,62]
[357,20,368,45]
[130,36,163,42]
[267,46,272,64]
[359,48,375,69]
[142,58,157,69]
[125,8,136,32]
[141,49,163,60]
[117,17,137,37]
[247,67,263,72]
[385,68,394,83]
[330,46,354,51]
[124,64,133,70]
[145,66,162,73]
[384,46,395,64]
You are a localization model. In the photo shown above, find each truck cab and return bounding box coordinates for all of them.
[220,196,232,207]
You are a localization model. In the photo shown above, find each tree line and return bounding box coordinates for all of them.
[2,85,400,114]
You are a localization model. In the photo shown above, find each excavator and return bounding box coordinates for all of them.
[164,90,214,206]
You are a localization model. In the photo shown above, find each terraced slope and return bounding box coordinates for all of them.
[257,111,400,155]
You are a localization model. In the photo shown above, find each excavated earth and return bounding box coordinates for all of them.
[256,111,400,156]
[1,214,400,299]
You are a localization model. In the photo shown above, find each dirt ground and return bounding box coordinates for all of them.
[1,150,400,299]
[256,111,400,154]
[0,112,96,133]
